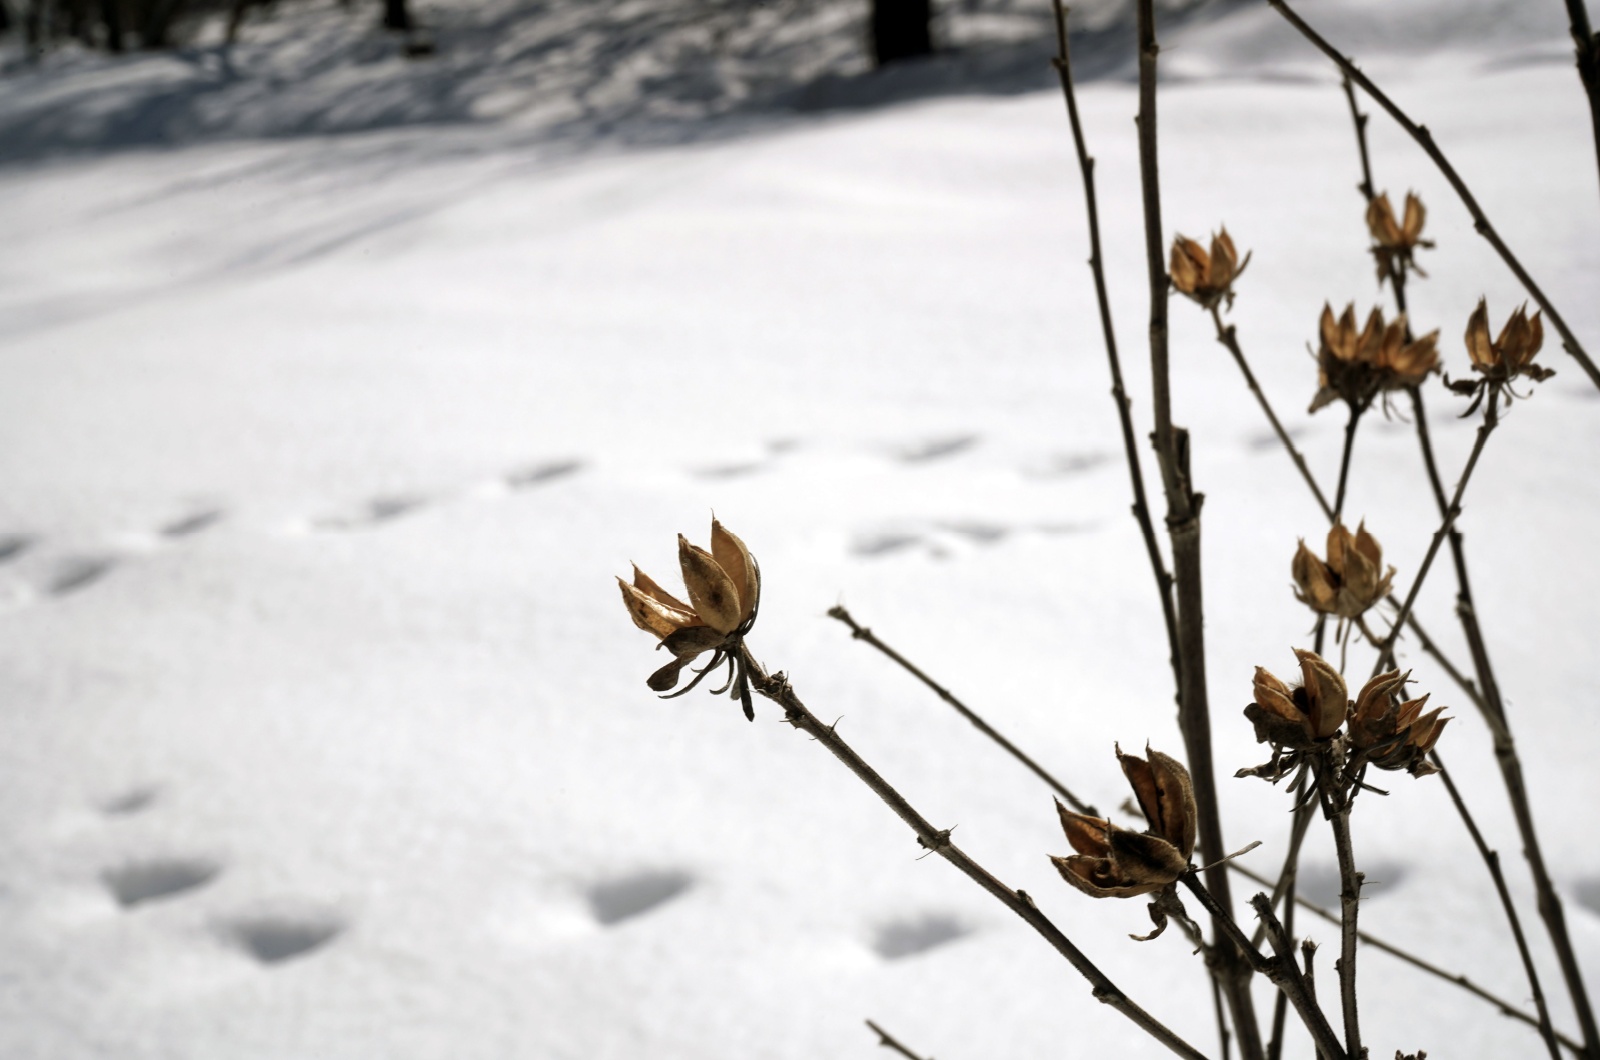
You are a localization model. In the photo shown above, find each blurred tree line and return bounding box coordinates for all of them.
[0,0,932,66]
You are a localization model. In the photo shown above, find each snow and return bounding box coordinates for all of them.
[1,1,1597,1057]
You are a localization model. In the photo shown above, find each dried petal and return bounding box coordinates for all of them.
[1056,804,1113,857]
[710,519,758,627]
[1294,648,1348,739]
[619,577,696,639]
[678,535,743,634]
[1465,299,1495,370]
[633,564,693,614]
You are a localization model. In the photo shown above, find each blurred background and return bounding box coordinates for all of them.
[1,1,1597,1057]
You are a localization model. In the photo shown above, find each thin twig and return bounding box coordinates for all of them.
[1373,387,1501,676]
[736,645,1212,1059]
[1432,752,1564,1060]
[1302,941,1325,1060]
[866,1020,933,1060]
[1267,0,1600,392]
[1133,5,1263,1055]
[1316,768,1362,1059]
[1230,862,1584,1054]
[1051,0,1183,698]
[827,604,1098,815]
[1331,404,1362,523]
[1405,384,1597,1056]
[1562,0,1600,204]
[1206,305,1333,521]
[1181,877,1349,1060]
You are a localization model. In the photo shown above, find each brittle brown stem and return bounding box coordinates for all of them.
[1135,5,1262,1054]
[1314,764,1362,1059]
[1373,386,1501,677]
[865,1020,931,1060]
[823,601,1566,1046]
[1432,752,1564,1060]
[1206,305,1334,521]
[826,604,1099,815]
[1230,862,1582,1053]
[1405,384,1595,1057]
[1052,0,1182,699]
[1267,0,1600,393]
[1332,404,1362,523]
[735,644,1212,1060]
[1562,0,1600,204]
[1181,876,1349,1060]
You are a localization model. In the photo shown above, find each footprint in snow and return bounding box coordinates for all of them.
[504,459,583,491]
[871,913,971,960]
[47,555,117,596]
[99,785,161,817]
[102,857,222,908]
[894,434,979,464]
[1022,451,1110,478]
[225,911,345,965]
[1295,859,1408,907]
[0,533,35,564]
[160,508,225,539]
[311,495,428,532]
[691,460,766,480]
[586,869,694,927]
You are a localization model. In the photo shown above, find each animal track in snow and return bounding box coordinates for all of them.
[504,459,583,490]
[1022,451,1110,478]
[1297,859,1408,907]
[894,434,979,464]
[226,912,344,964]
[102,857,222,908]
[870,913,971,960]
[586,869,694,926]
[47,555,117,596]
[160,509,225,538]
[0,533,34,564]
[100,785,161,817]
[690,460,765,480]
[312,495,428,532]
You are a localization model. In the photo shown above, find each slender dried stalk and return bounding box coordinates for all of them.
[1373,387,1501,676]
[1206,306,1333,521]
[1315,768,1362,1059]
[827,603,1571,1044]
[1331,404,1362,523]
[1267,0,1600,392]
[1432,753,1564,1060]
[1564,0,1600,202]
[1051,0,1182,698]
[1181,876,1348,1060]
[1134,5,1263,1055]
[866,1020,932,1060]
[827,604,1098,815]
[1406,385,1598,1056]
[735,644,1212,1059]
[1230,862,1582,1053]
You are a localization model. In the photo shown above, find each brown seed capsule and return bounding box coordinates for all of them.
[1365,191,1434,282]
[1463,299,1551,381]
[1169,228,1250,310]
[620,520,762,692]
[1310,303,1440,413]
[1051,747,1196,900]
[1292,521,1395,621]
[1244,649,1348,747]
[1348,670,1450,776]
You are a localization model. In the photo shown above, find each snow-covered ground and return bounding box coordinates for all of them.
[2,1,1598,1057]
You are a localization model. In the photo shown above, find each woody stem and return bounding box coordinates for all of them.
[734,644,1212,1060]
[1374,386,1500,677]
[1333,403,1362,524]
[1315,760,1362,1059]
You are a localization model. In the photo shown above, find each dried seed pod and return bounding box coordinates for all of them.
[1366,190,1434,282]
[1051,747,1195,900]
[1292,521,1395,621]
[1310,303,1439,413]
[1245,649,1348,749]
[1169,228,1250,310]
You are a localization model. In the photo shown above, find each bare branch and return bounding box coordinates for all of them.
[866,1020,933,1060]
[1267,0,1600,392]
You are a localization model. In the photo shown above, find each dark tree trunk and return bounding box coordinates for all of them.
[99,0,123,52]
[381,0,410,32]
[870,0,931,67]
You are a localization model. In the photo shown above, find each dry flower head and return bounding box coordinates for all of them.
[1366,190,1434,282]
[1170,229,1250,310]
[1292,521,1395,621]
[1310,303,1440,413]
[1245,648,1348,750]
[619,519,761,718]
[1052,746,1196,900]
[1450,299,1553,412]
[1348,669,1450,776]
